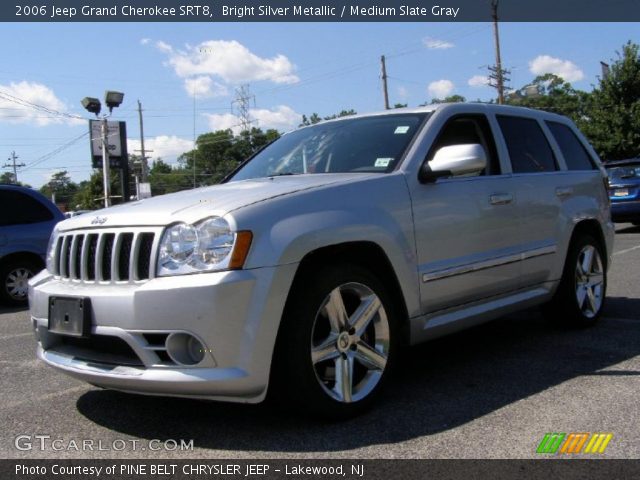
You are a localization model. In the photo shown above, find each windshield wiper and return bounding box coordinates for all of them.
[269,172,300,177]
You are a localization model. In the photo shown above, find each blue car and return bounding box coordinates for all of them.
[0,184,64,306]
[606,158,640,225]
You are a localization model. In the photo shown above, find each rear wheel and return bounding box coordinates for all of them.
[271,264,398,419]
[0,259,40,306]
[547,235,606,327]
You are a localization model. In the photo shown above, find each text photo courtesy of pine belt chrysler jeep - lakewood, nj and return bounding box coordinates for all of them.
[28,103,613,418]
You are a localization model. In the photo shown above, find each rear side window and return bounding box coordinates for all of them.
[0,190,54,226]
[497,116,557,173]
[546,121,596,171]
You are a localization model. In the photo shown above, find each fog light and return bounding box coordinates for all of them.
[165,333,206,366]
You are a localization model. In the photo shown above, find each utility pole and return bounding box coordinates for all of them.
[193,85,197,188]
[101,118,111,207]
[136,100,150,182]
[3,151,25,184]
[488,0,510,104]
[381,55,390,110]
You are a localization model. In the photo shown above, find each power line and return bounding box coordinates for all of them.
[21,132,90,172]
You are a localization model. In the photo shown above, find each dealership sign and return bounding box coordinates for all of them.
[89,120,128,168]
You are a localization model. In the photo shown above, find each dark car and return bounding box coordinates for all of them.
[0,184,64,306]
[605,158,640,224]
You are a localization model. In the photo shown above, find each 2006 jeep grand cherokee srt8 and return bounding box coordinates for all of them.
[29,103,614,418]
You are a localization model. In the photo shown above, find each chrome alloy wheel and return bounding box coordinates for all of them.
[5,267,32,301]
[310,282,390,403]
[575,245,604,319]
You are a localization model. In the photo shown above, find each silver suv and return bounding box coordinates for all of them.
[29,104,614,417]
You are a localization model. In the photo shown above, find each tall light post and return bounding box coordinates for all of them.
[81,91,124,208]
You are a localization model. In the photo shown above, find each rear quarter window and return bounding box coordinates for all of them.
[497,116,558,174]
[546,121,596,171]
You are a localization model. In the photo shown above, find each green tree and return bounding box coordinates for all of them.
[393,103,408,109]
[581,41,640,160]
[427,94,466,104]
[180,127,281,185]
[506,73,588,124]
[39,170,78,204]
[148,159,192,196]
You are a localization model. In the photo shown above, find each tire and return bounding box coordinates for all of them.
[546,234,607,327]
[271,264,398,419]
[0,258,40,307]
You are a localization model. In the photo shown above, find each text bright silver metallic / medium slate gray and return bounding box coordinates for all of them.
[28,104,614,417]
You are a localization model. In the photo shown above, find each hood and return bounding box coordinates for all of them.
[58,173,372,231]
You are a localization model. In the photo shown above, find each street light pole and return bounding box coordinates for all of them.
[101,116,111,207]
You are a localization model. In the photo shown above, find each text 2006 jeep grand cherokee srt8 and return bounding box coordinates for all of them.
[29,104,613,418]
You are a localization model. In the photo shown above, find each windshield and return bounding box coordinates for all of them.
[228,113,428,181]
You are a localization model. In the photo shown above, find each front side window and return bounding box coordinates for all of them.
[228,113,428,182]
[497,116,557,174]
[546,121,596,171]
[427,114,500,175]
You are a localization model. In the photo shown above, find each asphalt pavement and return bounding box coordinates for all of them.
[1,224,639,459]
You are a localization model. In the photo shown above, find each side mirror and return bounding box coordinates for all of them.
[419,144,487,183]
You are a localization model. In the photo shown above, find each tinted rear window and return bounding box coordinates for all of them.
[607,164,640,181]
[497,116,557,173]
[0,190,54,226]
[546,121,596,171]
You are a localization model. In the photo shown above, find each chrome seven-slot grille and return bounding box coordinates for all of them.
[52,229,159,282]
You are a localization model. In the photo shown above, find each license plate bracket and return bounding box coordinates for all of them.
[48,297,91,338]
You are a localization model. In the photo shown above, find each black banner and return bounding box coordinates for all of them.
[3,459,640,480]
[2,0,640,22]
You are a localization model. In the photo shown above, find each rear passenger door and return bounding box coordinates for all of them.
[495,115,565,287]
[410,113,522,314]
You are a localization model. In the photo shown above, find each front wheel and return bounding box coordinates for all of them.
[0,259,39,307]
[271,264,398,419]
[547,235,606,327]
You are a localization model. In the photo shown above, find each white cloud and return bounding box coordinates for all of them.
[428,79,455,98]
[468,75,490,88]
[154,39,298,85]
[423,37,454,50]
[204,105,301,134]
[0,81,83,126]
[203,112,242,133]
[184,76,228,98]
[397,86,409,99]
[140,38,150,45]
[155,40,173,54]
[128,135,193,163]
[251,105,301,131]
[529,55,584,82]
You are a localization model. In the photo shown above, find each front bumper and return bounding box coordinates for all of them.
[29,263,297,403]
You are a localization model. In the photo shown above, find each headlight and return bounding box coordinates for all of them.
[46,228,60,274]
[157,217,252,276]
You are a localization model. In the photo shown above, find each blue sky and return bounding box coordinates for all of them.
[0,21,636,188]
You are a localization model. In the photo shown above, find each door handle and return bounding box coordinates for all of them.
[489,193,513,205]
[556,187,573,198]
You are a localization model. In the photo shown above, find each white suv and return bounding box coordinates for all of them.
[29,103,614,417]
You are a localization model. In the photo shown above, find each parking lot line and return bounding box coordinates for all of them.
[613,244,640,256]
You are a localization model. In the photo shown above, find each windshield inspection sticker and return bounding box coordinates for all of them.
[375,158,393,168]
[394,126,410,134]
